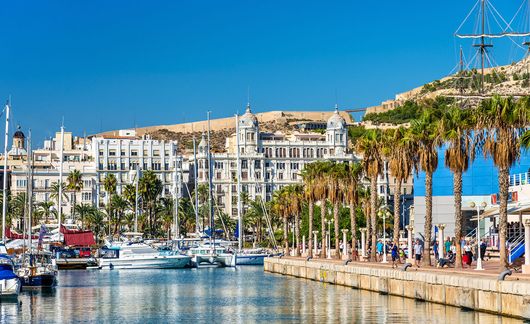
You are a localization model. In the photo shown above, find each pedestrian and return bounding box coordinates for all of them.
[433,240,439,260]
[445,237,451,255]
[391,243,399,268]
[463,241,473,267]
[414,239,423,268]
[480,239,487,261]
[376,240,383,262]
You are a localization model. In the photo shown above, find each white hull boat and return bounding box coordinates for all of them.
[99,244,191,270]
[235,253,270,265]
[188,245,234,268]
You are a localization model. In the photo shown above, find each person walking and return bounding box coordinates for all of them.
[463,241,473,267]
[391,243,399,269]
[414,239,423,268]
[376,240,383,262]
[433,240,439,261]
[445,237,451,255]
[480,239,487,261]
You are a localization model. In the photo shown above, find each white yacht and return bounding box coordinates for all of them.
[188,244,234,268]
[98,244,191,270]
[235,249,272,265]
[0,245,21,299]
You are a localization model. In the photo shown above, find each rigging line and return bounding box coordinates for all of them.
[487,1,510,30]
[506,0,527,31]
[455,0,481,35]
[487,2,527,51]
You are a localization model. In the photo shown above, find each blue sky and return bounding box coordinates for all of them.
[0,1,528,145]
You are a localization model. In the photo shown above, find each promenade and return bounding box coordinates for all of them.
[264,256,530,320]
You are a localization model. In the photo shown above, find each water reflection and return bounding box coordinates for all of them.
[0,267,524,323]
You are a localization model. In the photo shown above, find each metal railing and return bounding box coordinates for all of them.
[509,172,530,187]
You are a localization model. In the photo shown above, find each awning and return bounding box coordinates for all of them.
[63,232,96,247]
[472,202,530,220]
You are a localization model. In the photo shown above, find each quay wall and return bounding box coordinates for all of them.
[264,258,530,320]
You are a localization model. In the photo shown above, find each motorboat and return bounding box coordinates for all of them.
[235,249,272,265]
[16,250,57,288]
[0,254,21,299]
[188,244,234,268]
[98,244,191,270]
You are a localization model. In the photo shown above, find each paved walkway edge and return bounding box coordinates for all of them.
[264,257,530,319]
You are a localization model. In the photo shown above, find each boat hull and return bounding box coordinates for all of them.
[192,254,234,268]
[19,274,56,288]
[99,255,191,270]
[0,278,21,299]
[235,253,269,265]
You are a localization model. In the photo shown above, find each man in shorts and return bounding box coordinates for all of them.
[414,239,423,268]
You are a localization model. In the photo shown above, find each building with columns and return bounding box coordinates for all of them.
[194,105,356,217]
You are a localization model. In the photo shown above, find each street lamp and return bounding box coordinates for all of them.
[290,223,295,255]
[327,218,333,259]
[469,201,487,271]
[378,209,391,264]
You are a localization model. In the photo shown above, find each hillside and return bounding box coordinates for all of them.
[98,110,354,153]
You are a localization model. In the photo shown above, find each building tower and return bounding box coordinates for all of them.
[8,125,27,158]
[326,106,348,156]
[238,103,259,154]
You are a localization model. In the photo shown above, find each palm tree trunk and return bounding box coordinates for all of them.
[320,200,326,258]
[393,180,402,245]
[498,166,509,269]
[350,199,356,257]
[308,200,313,258]
[283,214,289,255]
[423,171,433,265]
[294,212,300,257]
[454,171,463,269]
[333,201,340,259]
[370,176,378,262]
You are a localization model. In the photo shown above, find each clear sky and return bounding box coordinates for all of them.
[0,0,528,145]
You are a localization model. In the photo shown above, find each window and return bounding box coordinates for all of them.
[120,163,126,170]
[121,150,126,156]
[98,150,104,156]
[242,171,248,180]
[241,160,248,169]
[153,150,160,157]
[164,163,169,170]
[278,172,284,180]
[143,150,148,156]
[109,150,116,156]
[292,173,298,180]
[254,171,261,180]
[276,162,285,170]
[254,160,261,169]
[290,163,299,170]
[131,150,138,156]
[165,150,169,157]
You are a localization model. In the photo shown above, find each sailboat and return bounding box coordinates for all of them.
[16,129,57,288]
[187,112,234,267]
[0,101,21,298]
[233,107,271,266]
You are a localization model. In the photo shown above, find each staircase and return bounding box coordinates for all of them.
[508,233,525,264]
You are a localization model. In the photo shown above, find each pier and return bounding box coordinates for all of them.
[264,257,530,320]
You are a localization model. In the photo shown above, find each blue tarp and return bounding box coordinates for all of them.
[0,265,16,280]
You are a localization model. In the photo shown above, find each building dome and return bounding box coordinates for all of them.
[239,104,258,128]
[327,106,346,130]
[13,126,25,139]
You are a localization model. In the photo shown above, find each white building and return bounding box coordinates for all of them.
[92,130,186,207]
[195,105,356,217]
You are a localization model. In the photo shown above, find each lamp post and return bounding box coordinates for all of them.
[312,231,318,256]
[378,209,391,263]
[327,219,332,259]
[469,201,487,271]
[360,228,367,259]
[438,224,446,259]
[291,223,295,256]
[523,219,530,274]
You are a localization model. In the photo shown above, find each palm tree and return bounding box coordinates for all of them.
[328,163,347,259]
[286,184,303,256]
[439,105,474,269]
[356,129,384,262]
[157,197,174,239]
[345,162,363,257]
[86,207,106,243]
[301,162,320,257]
[74,203,93,228]
[103,174,118,236]
[50,181,68,217]
[314,161,331,258]
[139,171,163,237]
[111,195,128,235]
[385,127,416,245]
[10,193,26,230]
[478,95,530,270]
[272,187,290,254]
[66,169,83,219]
[410,106,441,264]
[36,201,54,222]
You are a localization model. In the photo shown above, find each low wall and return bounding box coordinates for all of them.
[264,258,530,320]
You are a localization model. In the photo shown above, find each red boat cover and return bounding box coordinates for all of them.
[61,225,96,246]
[5,227,38,239]
[63,232,96,247]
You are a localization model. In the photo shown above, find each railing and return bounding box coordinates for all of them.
[508,233,525,264]
[509,172,530,187]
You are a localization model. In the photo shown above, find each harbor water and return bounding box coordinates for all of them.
[0,267,524,323]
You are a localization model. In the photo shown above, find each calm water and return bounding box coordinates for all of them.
[0,267,525,323]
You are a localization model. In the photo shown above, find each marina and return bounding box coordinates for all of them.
[0,267,523,323]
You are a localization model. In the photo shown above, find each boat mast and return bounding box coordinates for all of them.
[23,130,30,257]
[58,123,64,236]
[2,101,10,243]
[27,130,33,251]
[193,136,199,233]
[206,111,214,247]
[134,166,139,233]
[235,113,242,252]
[174,160,180,240]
